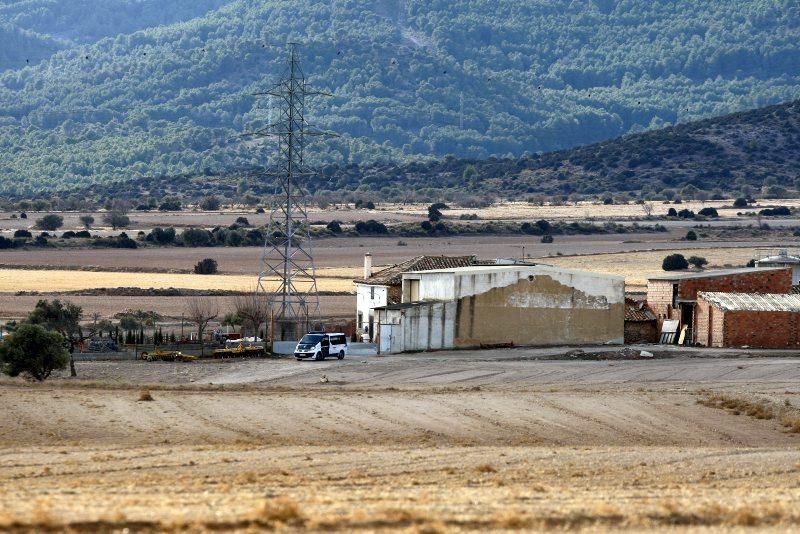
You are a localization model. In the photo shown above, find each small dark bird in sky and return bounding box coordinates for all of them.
[337,50,341,55]
[443,70,447,74]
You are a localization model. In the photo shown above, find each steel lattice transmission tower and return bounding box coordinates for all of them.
[250,44,331,340]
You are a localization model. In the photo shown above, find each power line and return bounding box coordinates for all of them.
[247,43,334,340]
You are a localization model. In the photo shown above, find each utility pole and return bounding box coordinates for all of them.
[248,43,332,340]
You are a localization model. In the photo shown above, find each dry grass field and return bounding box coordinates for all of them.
[546,247,764,287]
[0,267,360,293]
[2,353,800,531]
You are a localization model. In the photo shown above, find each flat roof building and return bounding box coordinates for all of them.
[646,267,792,344]
[375,264,625,353]
[696,291,800,348]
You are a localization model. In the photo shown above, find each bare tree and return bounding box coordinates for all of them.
[184,297,219,357]
[642,201,654,218]
[233,290,272,339]
[102,199,131,230]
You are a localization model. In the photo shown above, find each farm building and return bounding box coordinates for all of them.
[624,298,658,343]
[374,264,625,354]
[646,267,792,344]
[756,249,800,285]
[353,254,476,341]
[695,292,800,348]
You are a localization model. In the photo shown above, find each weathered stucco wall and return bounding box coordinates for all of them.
[376,302,457,353]
[454,272,624,347]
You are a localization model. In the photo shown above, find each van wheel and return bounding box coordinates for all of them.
[314,352,323,361]
[337,351,345,360]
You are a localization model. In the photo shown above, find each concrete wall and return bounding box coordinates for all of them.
[376,303,457,354]
[406,272,455,301]
[453,273,624,347]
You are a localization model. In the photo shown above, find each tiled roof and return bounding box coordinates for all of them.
[625,298,657,322]
[699,291,800,312]
[354,255,476,286]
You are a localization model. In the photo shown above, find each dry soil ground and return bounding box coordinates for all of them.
[2,351,800,531]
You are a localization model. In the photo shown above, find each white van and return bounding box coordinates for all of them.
[294,332,348,361]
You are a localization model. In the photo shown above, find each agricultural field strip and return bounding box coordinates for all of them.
[0,246,772,291]
[0,268,359,293]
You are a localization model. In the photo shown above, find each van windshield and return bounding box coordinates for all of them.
[299,334,324,345]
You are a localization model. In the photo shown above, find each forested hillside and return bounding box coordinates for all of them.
[19,99,800,206]
[0,0,799,194]
[0,0,231,70]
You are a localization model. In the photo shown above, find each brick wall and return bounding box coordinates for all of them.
[694,298,711,346]
[695,297,726,347]
[722,310,800,348]
[677,269,792,300]
[646,280,677,322]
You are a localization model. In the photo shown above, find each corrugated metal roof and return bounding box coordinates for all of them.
[649,266,788,282]
[353,256,475,286]
[699,291,800,312]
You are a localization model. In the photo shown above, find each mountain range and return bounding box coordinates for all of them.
[0,0,799,194]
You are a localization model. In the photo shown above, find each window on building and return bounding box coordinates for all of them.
[370,287,375,300]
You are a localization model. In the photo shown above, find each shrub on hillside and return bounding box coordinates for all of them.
[685,230,698,241]
[13,229,31,238]
[733,198,748,208]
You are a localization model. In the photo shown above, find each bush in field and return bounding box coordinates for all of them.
[79,215,94,228]
[697,207,718,217]
[688,256,708,269]
[146,227,176,245]
[0,323,69,381]
[662,253,689,271]
[13,229,31,238]
[354,220,388,234]
[182,228,213,246]
[733,198,748,208]
[200,196,221,210]
[685,230,698,241]
[35,214,63,231]
[194,258,218,275]
[760,206,791,216]
[541,234,554,243]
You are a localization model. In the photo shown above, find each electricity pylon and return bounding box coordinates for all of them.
[250,43,330,340]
